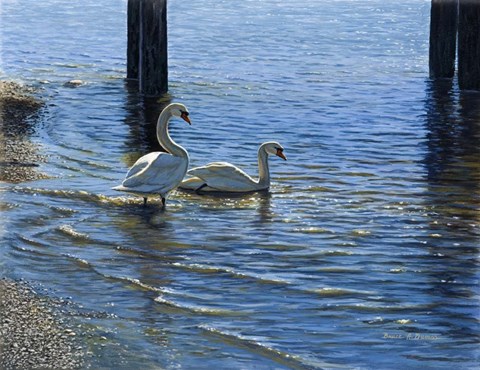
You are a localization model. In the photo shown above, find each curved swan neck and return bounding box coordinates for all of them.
[157,107,188,158]
[257,146,270,187]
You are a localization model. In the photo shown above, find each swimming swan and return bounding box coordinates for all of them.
[180,141,286,193]
[113,103,191,206]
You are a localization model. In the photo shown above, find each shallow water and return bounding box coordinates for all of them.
[1,0,479,368]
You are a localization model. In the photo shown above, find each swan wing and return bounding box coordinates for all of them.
[188,162,257,192]
[121,152,188,194]
[124,152,159,179]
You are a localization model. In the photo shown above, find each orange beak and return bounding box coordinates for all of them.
[276,149,287,161]
[181,112,191,125]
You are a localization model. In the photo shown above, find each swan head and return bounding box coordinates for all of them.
[168,103,191,125]
[262,141,287,161]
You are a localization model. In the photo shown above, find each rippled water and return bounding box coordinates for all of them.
[1,0,480,368]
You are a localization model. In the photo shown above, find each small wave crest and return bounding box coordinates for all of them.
[198,325,342,369]
[293,227,334,234]
[57,225,90,241]
[62,253,91,268]
[154,296,243,316]
[13,186,147,206]
[312,287,375,297]
[325,302,439,313]
[171,262,292,285]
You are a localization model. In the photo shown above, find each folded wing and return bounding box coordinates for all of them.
[188,162,257,192]
[121,152,188,194]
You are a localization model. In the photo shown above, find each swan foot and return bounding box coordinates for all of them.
[195,183,208,194]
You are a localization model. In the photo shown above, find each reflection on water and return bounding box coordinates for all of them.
[424,80,480,191]
[122,80,173,167]
[424,79,480,221]
[422,80,480,347]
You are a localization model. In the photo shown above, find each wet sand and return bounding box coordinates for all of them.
[0,82,84,368]
[0,80,48,182]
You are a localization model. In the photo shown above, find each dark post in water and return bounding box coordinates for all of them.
[458,0,480,90]
[429,0,480,90]
[127,0,168,96]
[429,0,458,78]
[127,0,141,80]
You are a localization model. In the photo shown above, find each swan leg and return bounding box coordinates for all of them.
[195,183,208,194]
[161,197,166,208]
[143,197,148,206]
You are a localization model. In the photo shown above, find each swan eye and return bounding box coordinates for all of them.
[274,146,287,160]
[180,110,192,124]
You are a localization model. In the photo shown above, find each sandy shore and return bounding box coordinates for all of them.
[0,81,85,368]
[0,80,49,182]
[0,279,85,369]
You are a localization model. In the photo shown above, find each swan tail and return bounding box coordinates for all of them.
[179,176,205,190]
[112,185,126,191]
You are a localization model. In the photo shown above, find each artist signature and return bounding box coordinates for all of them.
[383,333,441,341]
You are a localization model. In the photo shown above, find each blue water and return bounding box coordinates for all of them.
[1,0,479,368]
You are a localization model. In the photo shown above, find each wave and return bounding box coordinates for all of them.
[12,186,150,206]
[171,262,293,285]
[315,267,364,274]
[293,227,335,234]
[319,250,353,256]
[198,325,343,369]
[154,296,243,316]
[57,225,90,241]
[54,162,115,181]
[56,153,112,170]
[60,265,241,317]
[311,287,376,297]
[320,302,440,313]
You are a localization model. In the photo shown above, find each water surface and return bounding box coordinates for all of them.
[1,0,479,369]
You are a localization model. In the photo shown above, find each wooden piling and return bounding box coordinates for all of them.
[429,0,458,78]
[140,0,168,96]
[458,0,480,90]
[127,0,141,80]
[127,0,168,96]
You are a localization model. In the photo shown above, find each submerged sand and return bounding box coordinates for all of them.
[0,81,84,368]
[0,80,48,182]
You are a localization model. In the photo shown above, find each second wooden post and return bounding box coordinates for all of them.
[458,0,480,90]
[429,0,458,78]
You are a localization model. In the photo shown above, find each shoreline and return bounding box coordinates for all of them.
[0,278,85,369]
[0,81,86,368]
[0,80,49,183]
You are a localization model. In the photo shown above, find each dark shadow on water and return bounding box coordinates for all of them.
[109,204,174,253]
[122,80,172,167]
[424,79,480,194]
[185,188,271,199]
[422,78,480,341]
[423,78,480,223]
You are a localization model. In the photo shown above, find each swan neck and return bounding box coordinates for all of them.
[257,147,270,187]
[157,108,188,158]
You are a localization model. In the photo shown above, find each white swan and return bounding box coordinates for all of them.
[113,103,191,206]
[180,141,286,193]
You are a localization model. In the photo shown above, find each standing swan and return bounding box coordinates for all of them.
[180,141,287,193]
[113,103,191,206]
